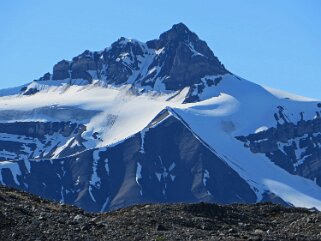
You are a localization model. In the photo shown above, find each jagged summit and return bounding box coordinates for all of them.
[151,22,199,45]
[146,23,227,92]
[27,23,228,101]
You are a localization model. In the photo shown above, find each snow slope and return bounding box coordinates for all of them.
[0,73,321,209]
[0,80,190,150]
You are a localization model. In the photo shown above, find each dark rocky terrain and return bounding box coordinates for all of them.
[1,185,320,241]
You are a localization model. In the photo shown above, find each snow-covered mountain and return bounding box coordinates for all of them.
[1,23,321,212]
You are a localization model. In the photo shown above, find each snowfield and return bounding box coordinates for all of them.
[1,73,321,209]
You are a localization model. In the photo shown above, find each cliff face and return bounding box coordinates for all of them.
[236,110,321,187]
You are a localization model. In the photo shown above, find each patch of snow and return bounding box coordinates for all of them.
[60,186,65,202]
[140,130,146,154]
[188,43,204,57]
[155,47,165,55]
[168,162,176,172]
[0,83,30,97]
[203,169,210,186]
[75,176,81,186]
[147,66,157,75]
[155,172,162,182]
[264,86,318,102]
[255,126,268,133]
[104,158,110,175]
[0,161,21,185]
[264,179,321,209]
[100,197,109,212]
[136,162,143,195]
[52,137,74,158]
[90,149,102,189]
[89,186,96,202]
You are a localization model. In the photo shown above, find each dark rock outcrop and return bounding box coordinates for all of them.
[52,60,70,80]
[236,111,321,187]
[70,54,97,81]
[146,23,227,90]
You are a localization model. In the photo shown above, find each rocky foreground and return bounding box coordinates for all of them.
[0,186,320,241]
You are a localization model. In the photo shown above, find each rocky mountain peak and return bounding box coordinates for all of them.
[147,23,219,60]
[32,23,228,101]
[145,23,228,93]
[159,22,198,43]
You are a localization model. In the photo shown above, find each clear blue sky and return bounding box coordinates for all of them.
[1,0,320,98]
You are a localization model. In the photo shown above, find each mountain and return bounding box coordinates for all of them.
[1,185,321,241]
[1,23,321,212]
[17,23,227,102]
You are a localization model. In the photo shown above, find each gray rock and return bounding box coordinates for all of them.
[32,23,228,103]
[237,110,321,186]
[52,60,70,80]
